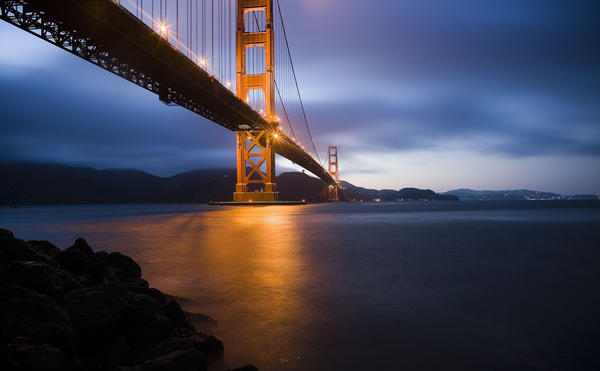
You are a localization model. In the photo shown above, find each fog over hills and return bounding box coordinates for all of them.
[1,163,595,205]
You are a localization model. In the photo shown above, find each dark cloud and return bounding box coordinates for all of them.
[0,0,599,192]
[0,57,234,175]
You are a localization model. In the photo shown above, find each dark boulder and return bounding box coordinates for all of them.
[28,240,61,259]
[5,261,63,297]
[0,228,14,239]
[107,252,142,280]
[122,293,173,345]
[6,337,67,371]
[0,237,39,264]
[128,286,168,307]
[95,250,109,263]
[0,342,7,370]
[0,229,241,370]
[134,349,206,371]
[124,277,150,288]
[56,238,106,282]
[66,283,128,337]
[164,300,187,325]
[0,287,75,348]
[229,366,259,371]
[141,336,205,360]
[194,335,224,363]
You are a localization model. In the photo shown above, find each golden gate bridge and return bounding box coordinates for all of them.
[0,0,341,203]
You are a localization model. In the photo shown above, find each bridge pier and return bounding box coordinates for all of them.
[234,130,278,202]
[328,145,340,202]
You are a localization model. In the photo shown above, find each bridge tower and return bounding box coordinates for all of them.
[234,0,278,202]
[328,146,340,201]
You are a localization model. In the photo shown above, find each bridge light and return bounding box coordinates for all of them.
[273,133,279,139]
[160,24,167,34]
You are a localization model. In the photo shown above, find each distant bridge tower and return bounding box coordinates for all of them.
[328,145,340,201]
[233,0,278,202]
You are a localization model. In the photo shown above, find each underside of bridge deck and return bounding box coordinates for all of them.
[0,0,337,187]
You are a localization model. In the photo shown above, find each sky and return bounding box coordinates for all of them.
[1,0,599,194]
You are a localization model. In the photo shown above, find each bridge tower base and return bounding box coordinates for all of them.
[328,145,340,202]
[328,185,339,202]
[233,130,279,202]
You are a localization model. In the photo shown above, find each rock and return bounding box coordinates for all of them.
[142,336,198,360]
[0,237,38,264]
[6,337,67,371]
[0,229,238,370]
[128,287,168,307]
[124,277,150,288]
[0,287,75,348]
[79,335,132,371]
[28,240,61,258]
[134,349,206,371]
[194,335,224,362]
[0,342,8,369]
[229,366,259,371]
[105,267,121,284]
[5,261,63,297]
[122,293,173,345]
[54,268,85,292]
[56,238,105,281]
[66,283,128,336]
[107,252,142,280]
[184,311,217,325]
[105,336,132,369]
[0,228,14,239]
[164,300,186,325]
[95,250,109,263]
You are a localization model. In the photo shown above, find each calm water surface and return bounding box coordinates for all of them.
[1,201,600,370]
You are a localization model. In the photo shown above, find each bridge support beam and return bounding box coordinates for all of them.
[234,130,278,202]
[328,145,340,202]
[234,0,278,202]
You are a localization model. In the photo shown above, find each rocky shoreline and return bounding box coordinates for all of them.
[0,228,256,371]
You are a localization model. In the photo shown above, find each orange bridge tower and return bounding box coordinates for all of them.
[328,145,340,201]
[234,0,278,202]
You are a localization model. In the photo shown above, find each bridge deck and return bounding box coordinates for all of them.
[0,0,335,185]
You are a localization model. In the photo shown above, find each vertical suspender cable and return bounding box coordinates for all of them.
[211,0,214,75]
[275,0,321,164]
[196,0,199,64]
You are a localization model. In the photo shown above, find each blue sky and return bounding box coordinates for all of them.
[1,0,599,194]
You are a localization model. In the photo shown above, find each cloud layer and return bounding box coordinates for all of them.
[1,0,599,193]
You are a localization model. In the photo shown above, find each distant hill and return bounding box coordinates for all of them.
[340,181,458,201]
[442,189,599,201]
[0,163,331,204]
[9,163,593,205]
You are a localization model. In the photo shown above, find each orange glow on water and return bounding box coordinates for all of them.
[70,205,315,368]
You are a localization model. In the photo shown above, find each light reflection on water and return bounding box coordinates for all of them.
[1,201,600,370]
[4,205,319,368]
